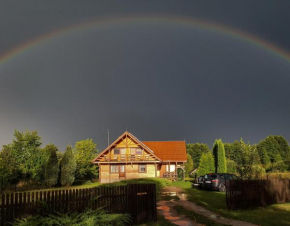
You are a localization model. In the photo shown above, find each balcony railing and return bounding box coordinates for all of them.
[101,154,152,162]
[163,172,177,179]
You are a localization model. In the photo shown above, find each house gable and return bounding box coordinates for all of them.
[92,131,161,163]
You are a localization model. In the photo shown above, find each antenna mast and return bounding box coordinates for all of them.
[107,129,110,146]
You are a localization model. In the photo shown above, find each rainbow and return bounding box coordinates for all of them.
[0,15,290,65]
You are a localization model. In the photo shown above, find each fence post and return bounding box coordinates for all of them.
[0,177,2,195]
[1,194,5,226]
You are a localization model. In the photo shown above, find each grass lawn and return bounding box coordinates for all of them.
[172,181,290,226]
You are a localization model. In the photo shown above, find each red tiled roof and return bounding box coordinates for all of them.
[142,141,187,162]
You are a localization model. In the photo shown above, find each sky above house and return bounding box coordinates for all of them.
[0,1,290,151]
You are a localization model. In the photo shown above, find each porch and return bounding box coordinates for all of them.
[162,163,185,181]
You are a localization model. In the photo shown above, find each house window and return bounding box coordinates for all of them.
[130,148,136,154]
[110,165,119,173]
[114,148,125,155]
[131,148,142,155]
[120,148,126,155]
[136,148,142,155]
[139,164,146,173]
[166,164,176,172]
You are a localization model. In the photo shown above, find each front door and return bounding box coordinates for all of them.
[119,165,125,178]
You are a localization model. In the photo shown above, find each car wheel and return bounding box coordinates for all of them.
[219,184,226,192]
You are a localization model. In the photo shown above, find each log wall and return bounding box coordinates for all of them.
[100,164,158,183]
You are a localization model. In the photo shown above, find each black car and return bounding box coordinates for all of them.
[196,175,205,188]
[203,173,237,192]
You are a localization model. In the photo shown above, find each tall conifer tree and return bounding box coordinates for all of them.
[44,144,59,187]
[213,139,227,173]
[60,145,77,186]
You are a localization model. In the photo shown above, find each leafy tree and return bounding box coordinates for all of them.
[273,136,290,160]
[274,153,282,162]
[73,139,98,180]
[272,161,288,172]
[257,135,290,173]
[196,152,215,176]
[238,139,263,179]
[226,159,237,174]
[224,140,243,166]
[260,147,271,170]
[44,144,59,187]
[213,139,227,173]
[224,143,234,160]
[257,135,290,164]
[60,145,77,186]
[0,145,22,189]
[31,149,49,186]
[7,130,43,185]
[186,143,210,168]
[185,153,194,176]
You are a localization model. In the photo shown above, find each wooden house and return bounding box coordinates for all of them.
[92,131,187,183]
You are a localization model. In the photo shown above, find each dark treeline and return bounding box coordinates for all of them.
[186,135,290,179]
[0,130,98,192]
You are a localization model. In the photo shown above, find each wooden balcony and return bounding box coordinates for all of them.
[99,154,155,162]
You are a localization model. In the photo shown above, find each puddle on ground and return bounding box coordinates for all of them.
[161,191,188,200]
[162,191,178,196]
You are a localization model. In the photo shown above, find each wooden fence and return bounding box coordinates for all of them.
[0,183,157,225]
[226,179,290,210]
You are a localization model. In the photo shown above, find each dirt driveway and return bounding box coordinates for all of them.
[157,186,257,226]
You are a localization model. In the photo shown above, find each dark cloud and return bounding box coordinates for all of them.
[0,1,290,151]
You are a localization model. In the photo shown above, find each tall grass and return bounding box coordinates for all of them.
[259,172,290,179]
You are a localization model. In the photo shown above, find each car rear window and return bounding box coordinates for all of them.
[205,174,217,179]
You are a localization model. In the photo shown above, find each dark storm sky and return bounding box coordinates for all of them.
[0,1,290,151]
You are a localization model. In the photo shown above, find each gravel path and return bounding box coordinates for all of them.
[157,200,203,226]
